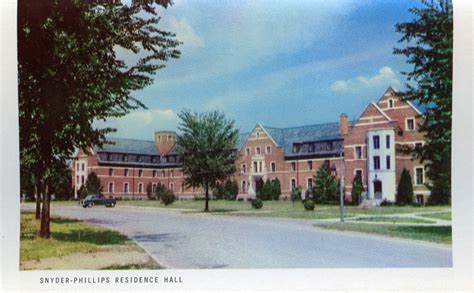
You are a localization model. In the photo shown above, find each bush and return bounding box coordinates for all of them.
[272,178,281,200]
[291,187,301,202]
[380,199,395,206]
[351,173,364,205]
[303,199,315,211]
[146,182,155,200]
[154,183,167,201]
[397,168,414,205]
[161,191,175,206]
[251,198,263,209]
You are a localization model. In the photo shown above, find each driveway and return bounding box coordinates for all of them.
[21,204,452,269]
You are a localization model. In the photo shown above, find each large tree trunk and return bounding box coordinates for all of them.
[39,181,50,238]
[35,180,42,219]
[204,184,209,212]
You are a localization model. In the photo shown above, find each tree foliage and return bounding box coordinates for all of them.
[176,110,239,212]
[312,164,338,204]
[82,172,103,198]
[18,0,180,237]
[223,179,239,200]
[394,0,452,204]
[396,168,414,205]
[351,173,364,205]
[258,179,281,201]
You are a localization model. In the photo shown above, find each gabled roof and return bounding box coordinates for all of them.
[94,138,159,156]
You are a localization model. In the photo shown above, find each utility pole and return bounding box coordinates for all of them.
[339,149,345,223]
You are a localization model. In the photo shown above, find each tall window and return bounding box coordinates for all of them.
[307,178,313,190]
[124,183,129,193]
[266,146,271,154]
[245,148,250,156]
[291,162,296,171]
[256,132,260,139]
[373,156,380,170]
[108,182,113,193]
[271,162,276,172]
[388,99,394,108]
[76,162,80,171]
[152,183,156,193]
[308,143,314,152]
[406,118,415,131]
[291,179,296,190]
[109,168,114,176]
[170,170,174,177]
[373,135,380,149]
[138,169,143,177]
[355,169,363,179]
[241,164,247,174]
[386,155,391,170]
[256,147,261,155]
[138,183,143,193]
[307,161,313,170]
[162,170,166,177]
[170,183,174,191]
[258,161,263,173]
[355,146,362,159]
[124,169,129,177]
[415,167,424,185]
[241,180,246,193]
[153,170,157,178]
[385,135,390,149]
[253,162,258,173]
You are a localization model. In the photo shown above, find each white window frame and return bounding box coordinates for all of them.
[405,117,416,131]
[307,160,313,171]
[388,98,394,109]
[291,162,296,171]
[270,161,276,173]
[290,178,297,190]
[354,146,362,159]
[241,163,247,174]
[138,182,144,194]
[152,183,157,193]
[108,182,114,193]
[266,145,272,154]
[373,156,380,170]
[124,182,129,194]
[245,147,251,156]
[307,177,313,190]
[414,166,425,186]
[255,146,261,155]
[354,168,364,182]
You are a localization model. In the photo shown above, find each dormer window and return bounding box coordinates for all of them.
[308,144,314,152]
[137,156,142,162]
[107,153,112,161]
[292,144,300,153]
[123,155,128,162]
[388,99,394,108]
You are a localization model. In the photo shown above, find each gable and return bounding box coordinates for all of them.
[245,123,280,147]
[354,102,391,126]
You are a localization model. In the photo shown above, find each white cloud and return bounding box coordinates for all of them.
[330,66,402,92]
[162,17,204,51]
[94,108,180,140]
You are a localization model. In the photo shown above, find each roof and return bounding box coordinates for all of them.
[262,121,354,156]
[94,138,159,155]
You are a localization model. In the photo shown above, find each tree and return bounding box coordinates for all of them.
[49,160,74,200]
[394,0,452,204]
[313,164,338,204]
[397,168,414,205]
[351,173,364,205]
[213,181,224,200]
[272,178,281,200]
[255,178,264,198]
[260,179,273,201]
[223,179,238,200]
[18,0,180,238]
[83,172,103,197]
[290,187,301,207]
[176,110,239,212]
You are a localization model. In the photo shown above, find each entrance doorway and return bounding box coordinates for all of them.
[373,179,382,199]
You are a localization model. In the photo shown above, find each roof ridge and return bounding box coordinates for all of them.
[105,137,154,143]
[263,121,339,131]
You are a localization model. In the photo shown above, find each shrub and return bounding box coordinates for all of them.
[154,183,167,201]
[146,182,155,200]
[251,198,263,209]
[272,178,281,200]
[380,199,395,206]
[396,168,414,205]
[161,191,175,206]
[303,199,315,211]
[351,173,364,205]
[313,164,339,204]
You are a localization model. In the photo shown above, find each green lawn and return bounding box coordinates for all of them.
[314,223,452,244]
[418,212,452,221]
[353,216,436,224]
[20,212,157,269]
[109,199,449,220]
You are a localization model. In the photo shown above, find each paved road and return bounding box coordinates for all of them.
[21,204,452,269]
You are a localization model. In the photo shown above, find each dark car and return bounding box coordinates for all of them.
[80,194,116,208]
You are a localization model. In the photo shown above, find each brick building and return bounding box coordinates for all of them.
[72,87,430,204]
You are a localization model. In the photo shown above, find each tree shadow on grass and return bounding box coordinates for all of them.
[52,218,81,225]
[52,229,129,245]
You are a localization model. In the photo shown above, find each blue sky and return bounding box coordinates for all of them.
[96,0,422,140]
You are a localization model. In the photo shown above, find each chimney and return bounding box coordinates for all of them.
[339,113,348,136]
[154,131,176,156]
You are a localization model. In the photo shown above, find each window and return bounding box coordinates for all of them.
[152,183,156,193]
[373,135,380,149]
[292,144,299,153]
[124,183,129,193]
[76,175,79,184]
[291,179,296,190]
[170,183,174,191]
[168,135,172,141]
[256,147,261,155]
[355,169,363,179]
[355,146,362,159]
[108,182,113,193]
[386,135,391,149]
[153,170,157,178]
[388,99,394,108]
[326,142,332,151]
[406,118,415,131]
[241,180,246,193]
[291,162,296,171]
[76,162,79,171]
[81,163,84,171]
[124,169,129,177]
[415,142,423,149]
[308,144,314,152]
[107,153,112,161]
[256,132,260,139]
[307,178,313,190]
[162,170,166,177]
[137,156,142,162]
[259,161,263,173]
[253,162,258,173]
[124,155,128,162]
[386,155,391,170]
[181,183,185,193]
[109,168,113,176]
[81,175,85,184]
[271,162,276,172]
[138,169,143,177]
[415,167,424,185]
[157,136,161,142]
[245,148,250,156]
[170,170,174,177]
[266,146,271,154]
[373,156,380,170]
[241,164,247,174]
[138,183,143,194]
[307,161,313,171]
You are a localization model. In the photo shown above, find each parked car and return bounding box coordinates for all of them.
[79,194,116,208]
